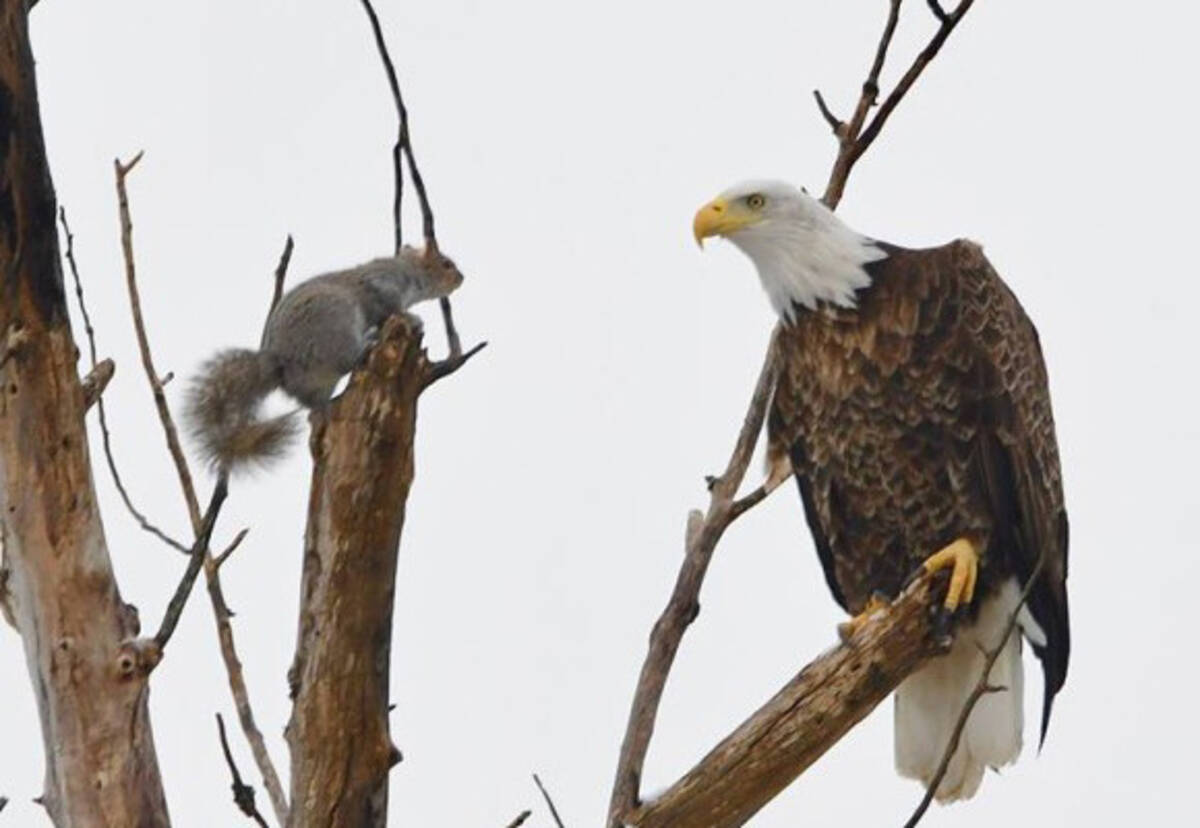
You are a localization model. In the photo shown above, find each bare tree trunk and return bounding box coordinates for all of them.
[285,315,426,827]
[0,3,170,825]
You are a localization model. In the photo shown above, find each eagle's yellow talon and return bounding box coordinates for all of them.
[837,592,891,642]
[921,537,979,612]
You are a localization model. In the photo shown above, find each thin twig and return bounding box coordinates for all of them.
[505,811,532,828]
[216,714,270,828]
[113,154,289,823]
[533,774,566,828]
[821,0,976,208]
[358,0,466,359]
[214,528,250,571]
[115,153,203,529]
[855,1,976,162]
[268,234,294,314]
[812,89,844,136]
[846,0,902,140]
[903,552,1047,828]
[59,205,190,554]
[423,339,488,389]
[153,475,228,650]
[926,0,949,23]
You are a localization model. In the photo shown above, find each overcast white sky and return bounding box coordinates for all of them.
[3,0,1198,825]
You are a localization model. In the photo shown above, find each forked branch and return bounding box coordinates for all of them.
[819,0,976,209]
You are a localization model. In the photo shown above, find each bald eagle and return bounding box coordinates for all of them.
[694,181,1069,803]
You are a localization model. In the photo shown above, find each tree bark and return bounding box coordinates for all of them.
[0,3,170,825]
[284,314,425,827]
[625,574,949,828]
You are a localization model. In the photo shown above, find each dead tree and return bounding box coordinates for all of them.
[607,3,992,826]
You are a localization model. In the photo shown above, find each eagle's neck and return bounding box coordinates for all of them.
[731,210,887,320]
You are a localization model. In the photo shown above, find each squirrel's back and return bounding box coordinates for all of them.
[184,246,463,472]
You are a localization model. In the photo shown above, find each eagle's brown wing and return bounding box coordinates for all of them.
[768,240,1069,740]
[955,242,1069,741]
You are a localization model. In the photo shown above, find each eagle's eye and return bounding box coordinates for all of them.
[746,193,766,210]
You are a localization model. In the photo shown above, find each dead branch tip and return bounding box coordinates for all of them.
[216,713,270,828]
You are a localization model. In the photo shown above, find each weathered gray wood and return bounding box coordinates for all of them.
[0,3,170,824]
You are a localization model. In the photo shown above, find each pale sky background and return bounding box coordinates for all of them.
[3,1,1198,825]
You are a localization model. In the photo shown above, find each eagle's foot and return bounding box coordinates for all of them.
[920,537,979,613]
[837,591,891,643]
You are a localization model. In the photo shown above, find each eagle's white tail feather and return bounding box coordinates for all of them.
[895,579,1025,803]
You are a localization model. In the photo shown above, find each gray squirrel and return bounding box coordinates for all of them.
[184,246,463,471]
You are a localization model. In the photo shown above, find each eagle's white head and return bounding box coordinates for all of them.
[693,179,886,318]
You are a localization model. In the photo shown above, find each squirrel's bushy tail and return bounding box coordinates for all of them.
[184,348,299,472]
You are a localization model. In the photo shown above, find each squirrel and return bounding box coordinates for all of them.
[184,246,463,472]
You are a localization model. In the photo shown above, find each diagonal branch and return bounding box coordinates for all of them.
[853,0,976,168]
[217,713,271,828]
[626,574,950,827]
[153,475,228,651]
[532,773,566,828]
[115,152,203,528]
[113,153,290,824]
[607,337,782,826]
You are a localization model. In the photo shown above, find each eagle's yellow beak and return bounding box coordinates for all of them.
[692,197,755,248]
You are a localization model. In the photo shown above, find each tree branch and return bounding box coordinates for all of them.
[60,206,190,554]
[214,527,251,571]
[811,89,845,137]
[533,774,566,828]
[422,339,488,389]
[217,713,271,828]
[114,153,290,824]
[627,574,950,826]
[821,0,976,210]
[607,338,782,826]
[151,475,228,652]
[115,152,205,528]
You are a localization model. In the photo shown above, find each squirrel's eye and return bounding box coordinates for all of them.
[747,193,766,209]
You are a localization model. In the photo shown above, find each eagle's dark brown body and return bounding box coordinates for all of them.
[767,240,1070,734]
